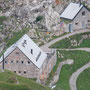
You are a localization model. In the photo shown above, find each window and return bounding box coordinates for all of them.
[75,23,78,25]
[11,61,13,63]
[21,61,24,64]
[16,61,19,63]
[14,71,16,73]
[5,61,7,64]
[87,20,90,22]
[24,71,26,74]
[28,61,30,64]
[19,71,21,73]
[31,49,33,54]
[82,11,85,16]
[15,52,19,55]
[87,20,90,24]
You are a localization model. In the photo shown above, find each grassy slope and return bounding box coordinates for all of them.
[0,28,29,57]
[76,68,90,90]
[50,32,90,48]
[0,70,51,90]
[54,50,90,90]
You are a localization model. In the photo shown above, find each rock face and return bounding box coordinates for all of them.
[0,0,89,54]
[45,5,60,31]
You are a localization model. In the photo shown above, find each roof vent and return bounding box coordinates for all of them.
[22,40,27,47]
[36,51,41,62]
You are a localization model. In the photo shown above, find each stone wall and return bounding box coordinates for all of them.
[38,49,57,83]
[0,47,39,78]
[0,47,57,83]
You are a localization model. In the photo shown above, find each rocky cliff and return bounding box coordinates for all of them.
[0,0,90,53]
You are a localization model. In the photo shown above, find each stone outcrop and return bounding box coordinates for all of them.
[45,5,60,31]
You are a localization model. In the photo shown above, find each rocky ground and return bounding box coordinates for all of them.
[0,0,90,53]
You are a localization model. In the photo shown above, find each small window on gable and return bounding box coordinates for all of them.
[11,61,13,63]
[82,11,85,16]
[15,52,19,55]
[31,49,33,54]
[21,61,24,64]
[16,61,19,63]
[87,20,90,24]
[87,20,90,22]
[14,71,16,73]
[28,61,30,64]
[5,61,7,64]
[24,71,26,74]
[19,71,21,73]
[75,23,78,25]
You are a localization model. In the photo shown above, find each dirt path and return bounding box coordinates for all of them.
[40,29,90,89]
[50,60,73,86]
[58,48,90,52]
[69,62,90,90]
[40,29,90,52]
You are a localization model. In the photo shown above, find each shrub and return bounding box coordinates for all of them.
[0,16,7,25]
[36,16,43,22]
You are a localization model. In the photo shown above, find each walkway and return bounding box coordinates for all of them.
[69,62,90,90]
[50,59,74,86]
[58,48,90,52]
[40,29,90,52]
[40,29,90,89]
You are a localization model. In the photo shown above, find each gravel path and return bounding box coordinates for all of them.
[40,29,90,52]
[40,29,90,90]
[50,60,74,86]
[69,62,90,90]
[58,48,90,52]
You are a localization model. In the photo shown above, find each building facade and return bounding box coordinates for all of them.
[60,3,90,32]
[0,34,56,83]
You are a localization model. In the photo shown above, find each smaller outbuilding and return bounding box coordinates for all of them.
[60,3,90,32]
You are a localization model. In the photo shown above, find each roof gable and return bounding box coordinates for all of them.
[0,34,47,69]
[60,3,83,20]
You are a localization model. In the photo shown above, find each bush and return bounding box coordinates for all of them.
[0,16,7,25]
[36,16,43,22]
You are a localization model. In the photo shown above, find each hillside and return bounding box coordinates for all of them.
[0,0,90,54]
[0,70,51,90]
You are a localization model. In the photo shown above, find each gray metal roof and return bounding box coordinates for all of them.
[0,34,47,69]
[60,3,83,20]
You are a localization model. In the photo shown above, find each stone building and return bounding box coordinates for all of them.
[0,34,50,80]
[60,3,90,32]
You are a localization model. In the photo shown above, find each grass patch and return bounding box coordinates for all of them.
[78,39,90,47]
[0,16,7,25]
[50,32,90,48]
[77,68,90,90]
[0,70,51,90]
[49,50,90,90]
[6,28,29,47]
[48,32,69,42]
[61,18,71,24]
[46,51,61,84]
[0,28,29,57]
